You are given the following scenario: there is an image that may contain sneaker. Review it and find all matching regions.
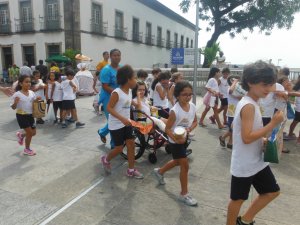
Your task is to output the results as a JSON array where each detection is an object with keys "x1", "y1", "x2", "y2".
[
  {"x1": 209, "y1": 116, "x2": 216, "y2": 124},
  {"x1": 227, "y1": 143, "x2": 233, "y2": 149},
  {"x1": 61, "y1": 123, "x2": 67, "y2": 128},
  {"x1": 100, "y1": 155, "x2": 111, "y2": 174},
  {"x1": 23, "y1": 148, "x2": 36, "y2": 156},
  {"x1": 76, "y1": 122, "x2": 85, "y2": 128},
  {"x1": 16, "y1": 132, "x2": 24, "y2": 145},
  {"x1": 127, "y1": 168, "x2": 144, "y2": 179},
  {"x1": 152, "y1": 168, "x2": 165, "y2": 185},
  {"x1": 186, "y1": 149, "x2": 193, "y2": 156},
  {"x1": 219, "y1": 136, "x2": 226, "y2": 147},
  {"x1": 67, "y1": 118, "x2": 76, "y2": 123},
  {"x1": 36, "y1": 119, "x2": 45, "y2": 124},
  {"x1": 283, "y1": 133, "x2": 297, "y2": 140},
  {"x1": 178, "y1": 193, "x2": 198, "y2": 206},
  {"x1": 236, "y1": 216, "x2": 255, "y2": 225}
]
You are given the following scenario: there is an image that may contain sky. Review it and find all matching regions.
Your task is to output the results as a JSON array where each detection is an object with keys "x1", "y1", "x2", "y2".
[{"x1": 157, "y1": 0, "x2": 300, "y2": 68}]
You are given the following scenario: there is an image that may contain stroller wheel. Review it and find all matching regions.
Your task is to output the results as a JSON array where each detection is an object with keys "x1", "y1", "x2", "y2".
[
  {"x1": 165, "y1": 144, "x2": 171, "y2": 154},
  {"x1": 148, "y1": 153, "x2": 157, "y2": 164}
]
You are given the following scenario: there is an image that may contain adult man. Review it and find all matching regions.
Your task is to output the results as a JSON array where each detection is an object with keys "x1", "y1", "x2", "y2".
[
  {"x1": 98, "y1": 49, "x2": 121, "y2": 149},
  {"x1": 20, "y1": 62, "x2": 32, "y2": 76},
  {"x1": 96, "y1": 51, "x2": 109, "y2": 74},
  {"x1": 36, "y1": 60, "x2": 48, "y2": 82}
]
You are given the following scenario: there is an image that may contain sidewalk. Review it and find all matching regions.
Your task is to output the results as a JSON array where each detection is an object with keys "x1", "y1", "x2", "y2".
[{"x1": 0, "y1": 93, "x2": 299, "y2": 225}]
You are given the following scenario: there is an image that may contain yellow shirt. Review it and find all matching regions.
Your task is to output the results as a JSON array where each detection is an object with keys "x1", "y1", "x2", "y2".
[
  {"x1": 96, "y1": 60, "x2": 108, "y2": 72},
  {"x1": 50, "y1": 66, "x2": 60, "y2": 73}
]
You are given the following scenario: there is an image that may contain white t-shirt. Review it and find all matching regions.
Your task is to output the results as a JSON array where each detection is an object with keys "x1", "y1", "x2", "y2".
[
  {"x1": 53, "y1": 81, "x2": 63, "y2": 102},
  {"x1": 205, "y1": 78, "x2": 219, "y2": 92},
  {"x1": 132, "y1": 97, "x2": 151, "y2": 119},
  {"x1": 295, "y1": 96, "x2": 300, "y2": 112},
  {"x1": 168, "y1": 102, "x2": 196, "y2": 143},
  {"x1": 219, "y1": 77, "x2": 229, "y2": 98},
  {"x1": 108, "y1": 88, "x2": 132, "y2": 130},
  {"x1": 61, "y1": 79, "x2": 76, "y2": 100},
  {"x1": 33, "y1": 79, "x2": 45, "y2": 100},
  {"x1": 227, "y1": 90, "x2": 240, "y2": 117},
  {"x1": 274, "y1": 83, "x2": 287, "y2": 111},
  {"x1": 231, "y1": 96, "x2": 268, "y2": 177},
  {"x1": 11, "y1": 90, "x2": 36, "y2": 114},
  {"x1": 153, "y1": 82, "x2": 168, "y2": 109}
]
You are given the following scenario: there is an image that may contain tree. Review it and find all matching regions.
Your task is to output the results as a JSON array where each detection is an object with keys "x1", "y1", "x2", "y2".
[
  {"x1": 202, "y1": 42, "x2": 220, "y2": 67},
  {"x1": 180, "y1": 0, "x2": 300, "y2": 67}
]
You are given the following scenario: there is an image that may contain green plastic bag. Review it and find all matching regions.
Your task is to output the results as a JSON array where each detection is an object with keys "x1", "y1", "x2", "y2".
[{"x1": 264, "y1": 126, "x2": 280, "y2": 163}]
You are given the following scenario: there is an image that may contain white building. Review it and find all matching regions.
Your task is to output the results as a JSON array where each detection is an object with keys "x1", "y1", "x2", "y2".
[{"x1": 0, "y1": 0, "x2": 196, "y2": 71}]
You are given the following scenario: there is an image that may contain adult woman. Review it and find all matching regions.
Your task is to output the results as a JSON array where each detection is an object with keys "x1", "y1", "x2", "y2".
[{"x1": 98, "y1": 49, "x2": 121, "y2": 149}]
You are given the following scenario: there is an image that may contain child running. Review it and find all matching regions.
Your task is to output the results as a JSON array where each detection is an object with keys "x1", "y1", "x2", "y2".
[
  {"x1": 152, "y1": 81, "x2": 198, "y2": 206},
  {"x1": 61, "y1": 70, "x2": 85, "y2": 128},
  {"x1": 11, "y1": 75, "x2": 41, "y2": 156},
  {"x1": 100, "y1": 65, "x2": 144, "y2": 178},
  {"x1": 227, "y1": 60, "x2": 284, "y2": 225}
]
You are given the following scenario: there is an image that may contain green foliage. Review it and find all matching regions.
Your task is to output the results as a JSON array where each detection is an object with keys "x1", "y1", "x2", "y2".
[
  {"x1": 63, "y1": 48, "x2": 80, "y2": 68},
  {"x1": 202, "y1": 42, "x2": 220, "y2": 67}
]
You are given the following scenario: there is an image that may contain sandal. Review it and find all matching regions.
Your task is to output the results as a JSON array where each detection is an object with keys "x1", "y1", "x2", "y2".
[
  {"x1": 282, "y1": 148, "x2": 290, "y2": 153},
  {"x1": 227, "y1": 143, "x2": 233, "y2": 149},
  {"x1": 199, "y1": 123, "x2": 207, "y2": 127},
  {"x1": 219, "y1": 136, "x2": 226, "y2": 147},
  {"x1": 98, "y1": 133, "x2": 106, "y2": 144}
]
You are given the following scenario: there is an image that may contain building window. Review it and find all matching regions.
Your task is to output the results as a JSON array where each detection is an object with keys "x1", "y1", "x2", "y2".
[
  {"x1": 166, "y1": 30, "x2": 171, "y2": 49},
  {"x1": 186, "y1": 37, "x2": 189, "y2": 48},
  {"x1": 145, "y1": 22, "x2": 153, "y2": 45},
  {"x1": 115, "y1": 10, "x2": 126, "y2": 39},
  {"x1": 2, "y1": 46, "x2": 13, "y2": 69},
  {"x1": 157, "y1": 26, "x2": 163, "y2": 47},
  {"x1": 22, "y1": 45, "x2": 35, "y2": 67},
  {"x1": 0, "y1": 4, "x2": 10, "y2": 33},
  {"x1": 191, "y1": 39, "x2": 193, "y2": 48},
  {"x1": 132, "y1": 17, "x2": 142, "y2": 42},
  {"x1": 46, "y1": 0, "x2": 59, "y2": 21},
  {"x1": 180, "y1": 35, "x2": 184, "y2": 48},
  {"x1": 47, "y1": 44, "x2": 60, "y2": 57},
  {"x1": 174, "y1": 33, "x2": 178, "y2": 48},
  {"x1": 40, "y1": 0, "x2": 61, "y2": 30},
  {"x1": 16, "y1": 0, "x2": 33, "y2": 32},
  {"x1": 91, "y1": 3, "x2": 106, "y2": 35}
]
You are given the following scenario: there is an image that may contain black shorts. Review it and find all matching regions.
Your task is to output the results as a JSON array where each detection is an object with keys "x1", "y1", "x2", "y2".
[
  {"x1": 230, "y1": 166, "x2": 280, "y2": 201},
  {"x1": 158, "y1": 108, "x2": 169, "y2": 119},
  {"x1": 110, "y1": 126, "x2": 134, "y2": 146},
  {"x1": 62, "y1": 100, "x2": 75, "y2": 110},
  {"x1": 16, "y1": 114, "x2": 36, "y2": 129},
  {"x1": 169, "y1": 143, "x2": 187, "y2": 159},
  {"x1": 227, "y1": 116, "x2": 234, "y2": 132},
  {"x1": 262, "y1": 117, "x2": 271, "y2": 127},
  {"x1": 293, "y1": 111, "x2": 300, "y2": 122},
  {"x1": 53, "y1": 101, "x2": 63, "y2": 111},
  {"x1": 220, "y1": 98, "x2": 228, "y2": 106}
]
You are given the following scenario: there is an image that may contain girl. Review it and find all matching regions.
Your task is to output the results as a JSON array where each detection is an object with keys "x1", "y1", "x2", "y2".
[
  {"x1": 11, "y1": 75, "x2": 41, "y2": 156},
  {"x1": 100, "y1": 65, "x2": 144, "y2": 179},
  {"x1": 168, "y1": 72, "x2": 184, "y2": 107},
  {"x1": 227, "y1": 61, "x2": 283, "y2": 225},
  {"x1": 152, "y1": 81, "x2": 198, "y2": 206},
  {"x1": 32, "y1": 70, "x2": 46, "y2": 124},
  {"x1": 146, "y1": 68, "x2": 161, "y2": 104},
  {"x1": 152, "y1": 71, "x2": 171, "y2": 118},
  {"x1": 45, "y1": 71, "x2": 56, "y2": 111},
  {"x1": 47, "y1": 72, "x2": 63, "y2": 123},
  {"x1": 199, "y1": 67, "x2": 225, "y2": 129}
]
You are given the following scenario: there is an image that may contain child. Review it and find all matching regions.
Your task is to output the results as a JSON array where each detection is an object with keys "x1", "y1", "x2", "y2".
[
  {"x1": 152, "y1": 71, "x2": 171, "y2": 118},
  {"x1": 168, "y1": 72, "x2": 183, "y2": 107},
  {"x1": 137, "y1": 69, "x2": 148, "y2": 82},
  {"x1": 100, "y1": 65, "x2": 144, "y2": 179},
  {"x1": 226, "y1": 61, "x2": 284, "y2": 225},
  {"x1": 60, "y1": 69, "x2": 85, "y2": 128},
  {"x1": 45, "y1": 71, "x2": 56, "y2": 110},
  {"x1": 217, "y1": 67, "x2": 230, "y2": 125},
  {"x1": 287, "y1": 77, "x2": 300, "y2": 140},
  {"x1": 219, "y1": 78, "x2": 241, "y2": 149},
  {"x1": 199, "y1": 67, "x2": 225, "y2": 129},
  {"x1": 152, "y1": 81, "x2": 198, "y2": 206},
  {"x1": 32, "y1": 70, "x2": 46, "y2": 124},
  {"x1": 146, "y1": 68, "x2": 161, "y2": 104},
  {"x1": 11, "y1": 75, "x2": 41, "y2": 156}
]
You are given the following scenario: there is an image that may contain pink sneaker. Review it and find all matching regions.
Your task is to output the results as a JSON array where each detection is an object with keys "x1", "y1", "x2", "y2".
[
  {"x1": 127, "y1": 168, "x2": 144, "y2": 179},
  {"x1": 16, "y1": 132, "x2": 24, "y2": 145},
  {"x1": 100, "y1": 155, "x2": 111, "y2": 173},
  {"x1": 23, "y1": 148, "x2": 36, "y2": 156}
]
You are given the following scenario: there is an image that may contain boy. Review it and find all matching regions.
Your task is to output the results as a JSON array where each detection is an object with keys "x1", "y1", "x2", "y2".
[
  {"x1": 61, "y1": 69, "x2": 85, "y2": 128},
  {"x1": 227, "y1": 61, "x2": 284, "y2": 225}
]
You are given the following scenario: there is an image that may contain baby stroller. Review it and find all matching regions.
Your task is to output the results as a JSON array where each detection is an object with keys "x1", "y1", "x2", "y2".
[{"x1": 120, "y1": 108, "x2": 191, "y2": 164}]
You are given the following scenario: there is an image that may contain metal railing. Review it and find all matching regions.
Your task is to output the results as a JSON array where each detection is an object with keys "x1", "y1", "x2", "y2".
[
  {"x1": 114, "y1": 27, "x2": 127, "y2": 39},
  {"x1": 0, "y1": 23, "x2": 11, "y2": 34},
  {"x1": 15, "y1": 19, "x2": 34, "y2": 32},
  {"x1": 91, "y1": 21, "x2": 108, "y2": 35},
  {"x1": 132, "y1": 31, "x2": 143, "y2": 43},
  {"x1": 166, "y1": 40, "x2": 173, "y2": 49},
  {"x1": 156, "y1": 38, "x2": 165, "y2": 47},
  {"x1": 39, "y1": 16, "x2": 62, "y2": 31},
  {"x1": 145, "y1": 35, "x2": 155, "y2": 45}
]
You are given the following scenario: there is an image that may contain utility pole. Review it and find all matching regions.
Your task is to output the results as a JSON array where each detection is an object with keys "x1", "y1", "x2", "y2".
[{"x1": 192, "y1": 0, "x2": 200, "y2": 104}]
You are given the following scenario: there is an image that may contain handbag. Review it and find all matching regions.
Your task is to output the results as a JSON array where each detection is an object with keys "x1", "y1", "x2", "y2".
[
  {"x1": 33, "y1": 100, "x2": 46, "y2": 118},
  {"x1": 287, "y1": 102, "x2": 295, "y2": 120}
]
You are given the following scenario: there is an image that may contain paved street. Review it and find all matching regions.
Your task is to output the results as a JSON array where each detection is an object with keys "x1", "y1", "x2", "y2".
[{"x1": 0, "y1": 93, "x2": 299, "y2": 225}]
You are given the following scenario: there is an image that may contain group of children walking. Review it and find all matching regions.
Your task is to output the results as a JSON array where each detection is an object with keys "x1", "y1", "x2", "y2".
[{"x1": 11, "y1": 69, "x2": 85, "y2": 156}]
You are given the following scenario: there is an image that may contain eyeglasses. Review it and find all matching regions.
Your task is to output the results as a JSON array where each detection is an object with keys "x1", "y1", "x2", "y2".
[{"x1": 180, "y1": 93, "x2": 193, "y2": 97}]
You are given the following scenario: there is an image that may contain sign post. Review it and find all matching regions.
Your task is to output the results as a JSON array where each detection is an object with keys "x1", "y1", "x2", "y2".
[{"x1": 193, "y1": 0, "x2": 200, "y2": 104}]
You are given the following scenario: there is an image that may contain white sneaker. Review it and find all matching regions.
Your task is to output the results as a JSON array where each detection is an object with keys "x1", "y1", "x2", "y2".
[
  {"x1": 152, "y1": 168, "x2": 165, "y2": 185},
  {"x1": 179, "y1": 193, "x2": 198, "y2": 206}
]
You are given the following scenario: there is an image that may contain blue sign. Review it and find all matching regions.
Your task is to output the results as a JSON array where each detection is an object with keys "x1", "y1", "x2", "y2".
[{"x1": 171, "y1": 48, "x2": 184, "y2": 65}]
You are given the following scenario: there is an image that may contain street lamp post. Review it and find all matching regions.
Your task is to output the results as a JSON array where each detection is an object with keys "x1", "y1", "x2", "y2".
[{"x1": 192, "y1": 0, "x2": 200, "y2": 104}]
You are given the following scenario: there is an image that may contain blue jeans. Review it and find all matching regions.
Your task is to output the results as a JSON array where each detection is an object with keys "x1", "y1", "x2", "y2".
[{"x1": 98, "y1": 96, "x2": 114, "y2": 149}]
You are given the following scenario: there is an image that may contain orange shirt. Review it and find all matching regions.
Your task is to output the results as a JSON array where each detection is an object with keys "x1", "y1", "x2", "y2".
[{"x1": 96, "y1": 60, "x2": 109, "y2": 72}]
